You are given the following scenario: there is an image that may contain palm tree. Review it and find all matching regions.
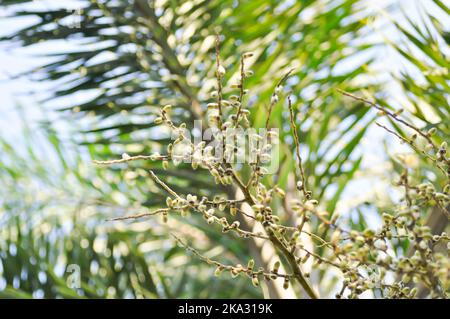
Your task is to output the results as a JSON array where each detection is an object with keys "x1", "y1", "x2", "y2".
[{"x1": 0, "y1": 0, "x2": 447, "y2": 298}]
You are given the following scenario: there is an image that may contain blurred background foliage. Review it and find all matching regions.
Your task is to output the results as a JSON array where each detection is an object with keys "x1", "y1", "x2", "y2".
[{"x1": 0, "y1": 0, "x2": 448, "y2": 298}]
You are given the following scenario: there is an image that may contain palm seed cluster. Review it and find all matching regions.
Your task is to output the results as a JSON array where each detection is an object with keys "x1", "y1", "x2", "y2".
[{"x1": 95, "y1": 38, "x2": 449, "y2": 299}]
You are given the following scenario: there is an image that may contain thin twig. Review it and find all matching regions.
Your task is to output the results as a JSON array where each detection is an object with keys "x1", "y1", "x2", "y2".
[
  {"x1": 375, "y1": 122, "x2": 446, "y2": 175},
  {"x1": 149, "y1": 169, "x2": 181, "y2": 199},
  {"x1": 172, "y1": 233, "x2": 295, "y2": 279},
  {"x1": 215, "y1": 34, "x2": 224, "y2": 128},
  {"x1": 287, "y1": 95, "x2": 309, "y2": 198},
  {"x1": 265, "y1": 68, "x2": 295, "y2": 130},
  {"x1": 338, "y1": 89, "x2": 449, "y2": 167},
  {"x1": 93, "y1": 154, "x2": 169, "y2": 165},
  {"x1": 234, "y1": 55, "x2": 246, "y2": 127},
  {"x1": 108, "y1": 208, "x2": 170, "y2": 221}
]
